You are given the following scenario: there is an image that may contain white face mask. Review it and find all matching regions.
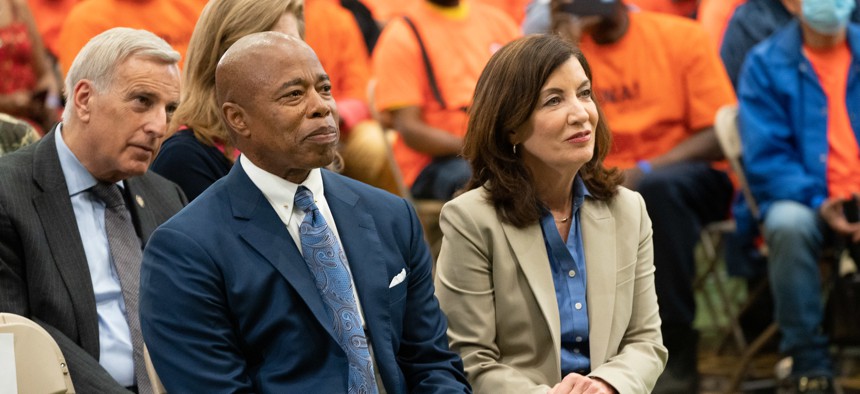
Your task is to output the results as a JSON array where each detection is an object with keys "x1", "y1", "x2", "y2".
[{"x1": 802, "y1": 0, "x2": 856, "y2": 35}]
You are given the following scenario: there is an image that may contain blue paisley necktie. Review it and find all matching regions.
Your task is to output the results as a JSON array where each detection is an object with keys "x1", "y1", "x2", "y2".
[{"x1": 294, "y1": 186, "x2": 379, "y2": 394}]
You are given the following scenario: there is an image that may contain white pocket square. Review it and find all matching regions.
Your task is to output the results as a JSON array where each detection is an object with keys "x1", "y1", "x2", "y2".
[{"x1": 388, "y1": 268, "x2": 407, "y2": 288}]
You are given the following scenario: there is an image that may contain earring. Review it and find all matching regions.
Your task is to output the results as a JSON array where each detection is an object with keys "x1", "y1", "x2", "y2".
[{"x1": 513, "y1": 144, "x2": 517, "y2": 155}]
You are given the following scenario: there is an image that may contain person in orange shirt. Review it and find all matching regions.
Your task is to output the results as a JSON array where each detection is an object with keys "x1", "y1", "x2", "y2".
[
  {"x1": 697, "y1": 0, "x2": 746, "y2": 48},
  {"x1": 372, "y1": 0, "x2": 519, "y2": 200},
  {"x1": 626, "y1": 0, "x2": 697, "y2": 17},
  {"x1": 305, "y1": 0, "x2": 372, "y2": 135},
  {"x1": 474, "y1": 0, "x2": 531, "y2": 24},
  {"x1": 55, "y1": 0, "x2": 203, "y2": 76},
  {"x1": 738, "y1": 0, "x2": 860, "y2": 390},
  {"x1": 363, "y1": 0, "x2": 419, "y2": 24},
  {"x1": 26, "y1": 0, "x2": 77, "y2": 57},
  {"x1": 530, "y1": 1, "x2": 736, "y2": 392}
]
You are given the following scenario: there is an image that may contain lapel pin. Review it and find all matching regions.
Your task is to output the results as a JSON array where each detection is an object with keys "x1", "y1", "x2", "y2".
[{"x1": 136, "y1": 195, "x2": 145, "y2": 208}]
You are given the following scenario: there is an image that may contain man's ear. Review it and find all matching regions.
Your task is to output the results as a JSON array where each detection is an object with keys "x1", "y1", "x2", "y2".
[
  {"x1": 222, "y1": 102, "x2": 250, "y2": 138},
  {"x1": 73, "y1": 80, "x2": 95, "y2": 123}
]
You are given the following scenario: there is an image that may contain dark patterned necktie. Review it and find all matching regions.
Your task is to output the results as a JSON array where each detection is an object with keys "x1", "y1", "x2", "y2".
[
  {"x1": 90, "y1": 182, "x2": 152, "y2": 394},
  {"x1": 294, "y1": 186, "x2": 379, "y2": 394}
]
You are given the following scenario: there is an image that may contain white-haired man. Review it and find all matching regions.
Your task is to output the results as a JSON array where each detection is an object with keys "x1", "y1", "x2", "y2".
[{"x1": 0, "y1": 27, "x2": 186, "y2": 393}]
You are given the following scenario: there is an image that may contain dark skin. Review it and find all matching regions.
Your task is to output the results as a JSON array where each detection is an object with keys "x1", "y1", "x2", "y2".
[
  {"x1": 550, "y1": 0, "x2": 725, "y2": 190},
  {"x1": 384, "y1": 0, "x2": 466, "y2": 158},
  {"x1": 391, "y1": 106, "x2": 463, "y2": 156},
  {"x1": 550, "y1": 0, "x2": 629, "y2": 45}
]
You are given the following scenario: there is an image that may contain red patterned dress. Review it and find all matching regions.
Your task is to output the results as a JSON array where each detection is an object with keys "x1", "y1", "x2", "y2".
[{"x1": 0, "y1": 19, "x2": 37, "y2": 96}]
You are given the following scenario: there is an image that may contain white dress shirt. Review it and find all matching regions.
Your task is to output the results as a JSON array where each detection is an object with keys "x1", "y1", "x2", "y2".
[
  {"x1": 241, "y1": 156, "x2": 389, "y2": 392},
  {"x1": 240, "y1": 156, "x2": 366, "y2": 324}
]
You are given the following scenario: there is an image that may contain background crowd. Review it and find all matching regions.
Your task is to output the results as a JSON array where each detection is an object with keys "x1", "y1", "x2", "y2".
[{"x1": 1, "y1": 0, "x2": 859, "y2": 393}]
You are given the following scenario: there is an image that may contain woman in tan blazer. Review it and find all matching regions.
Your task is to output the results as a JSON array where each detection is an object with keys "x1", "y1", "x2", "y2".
[{"x1": 435, "y1": 34, "x2": 667, "y2": 394}]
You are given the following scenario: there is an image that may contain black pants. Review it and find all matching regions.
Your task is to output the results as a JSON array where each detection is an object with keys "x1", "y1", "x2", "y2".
[
  {"x1": 636, "y1": 162, "x2": 733, "y2": 329},
  {"x1": 410, "y1": 156, "x2": 471, "y2": 200}
]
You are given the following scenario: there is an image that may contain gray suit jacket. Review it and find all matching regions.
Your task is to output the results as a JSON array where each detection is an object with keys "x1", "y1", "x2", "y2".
[
  {"x1": 0, "y1": 127, "x2": 187, "y2": 393},
  {"x1": 435, "y1": 187, "x2": 667, "y2": 394}
]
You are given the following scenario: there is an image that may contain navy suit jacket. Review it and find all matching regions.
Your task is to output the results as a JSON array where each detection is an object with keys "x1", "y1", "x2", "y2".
[{"x1": 140, "y1": 162, "x2": 469, "y2": 393}]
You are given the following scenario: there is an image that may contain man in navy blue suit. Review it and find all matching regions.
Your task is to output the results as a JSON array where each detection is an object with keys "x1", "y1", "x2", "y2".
[{"x1": 139, "y1": 31, "x2": 470, "y2": 393}]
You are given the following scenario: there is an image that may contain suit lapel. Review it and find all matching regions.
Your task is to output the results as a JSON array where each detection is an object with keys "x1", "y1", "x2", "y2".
[
  {"x1": 227, "y1": 163, "x2": 338, "y2": 342},
  {"x1": 322, "y1": 172, "x2": 392, "y2": 365},
  {"x1": 31, "y1": 128, "x2": 100, "y2": 357},
  {"x1": 500, "y1": 220, "x2": 562, "y2": 371},
  {"x1": 581, "y1": 198, "x2": 616, "y2": 367},
  {"x1": 124, "y1": 177, "x2": 157, "y2": 245}
]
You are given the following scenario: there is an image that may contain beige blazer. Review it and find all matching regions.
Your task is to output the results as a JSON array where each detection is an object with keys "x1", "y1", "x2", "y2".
[{"x1": 435, "y1": 186, "x2": 667, "y2": 394}]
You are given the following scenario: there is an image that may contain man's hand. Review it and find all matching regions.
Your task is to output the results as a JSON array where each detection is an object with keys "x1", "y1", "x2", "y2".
[
  {"x1": 820, "y1": 197, "x2": 860, "y2": 242},
  {"x1": 548, "y1": 373, "x2": 617, "y2": 394}
]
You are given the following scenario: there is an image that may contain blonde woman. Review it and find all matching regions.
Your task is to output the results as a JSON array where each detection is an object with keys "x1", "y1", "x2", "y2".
[{"x1": 149, "y1": 0, "x2": 303, "y2": 201}]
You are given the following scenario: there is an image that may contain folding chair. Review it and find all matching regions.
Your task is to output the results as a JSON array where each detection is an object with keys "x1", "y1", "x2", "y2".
[
  {"x1": 712, "y1": 104, "x2": 782, "y2": 393},
  {"x1": 144, "y1": 345, "x2": 167, "y2": 394},
  {"x1": 0, "y1": 313, "x2": 75, "y2": 393}
]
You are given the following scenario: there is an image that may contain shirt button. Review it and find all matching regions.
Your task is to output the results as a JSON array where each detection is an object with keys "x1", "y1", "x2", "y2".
[
  {"x1": 576, "y1": 336, "x2": 583, "y2": 342},
  {"x1": 575, "y1": 302, "x2": 582, "y2": 310},
  {"x1": 568, "y1": 270, "x2": 576, "y2": 278}
]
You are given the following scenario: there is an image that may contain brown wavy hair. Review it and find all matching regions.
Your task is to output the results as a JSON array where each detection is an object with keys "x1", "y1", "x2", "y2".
[{"x1": 463, "y1": 34, "x2": 621, "y2": 228}]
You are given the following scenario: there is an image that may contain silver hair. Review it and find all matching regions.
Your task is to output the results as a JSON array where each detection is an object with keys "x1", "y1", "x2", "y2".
[{"x1": 63, "y1": 27, "x2": 180, "y2": 121}]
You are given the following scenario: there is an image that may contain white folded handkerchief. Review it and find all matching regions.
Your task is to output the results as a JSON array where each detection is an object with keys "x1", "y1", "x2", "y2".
[{"x1": 388, "y1": 268, "x2": 407, "y2": 288}]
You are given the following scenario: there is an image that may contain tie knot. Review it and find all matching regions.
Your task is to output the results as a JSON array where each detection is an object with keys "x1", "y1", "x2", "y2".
[
  {"x1": 90, "y1": 182, "x2": 125, "y2": 208},
  {"x1": 294, "y1": 186, "x2": 317, "y2": 213}
]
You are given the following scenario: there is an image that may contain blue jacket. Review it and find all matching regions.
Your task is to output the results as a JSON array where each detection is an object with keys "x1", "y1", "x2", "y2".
[
  {"x1": 140, "y1": 163, "x2": 470, "y2": 393},
  {"x1": 737, "y1": 21, "x2": 860, "y2": 225},
  {"x1": 721, "y1": 0, "x2": 860, "y2": 89}
]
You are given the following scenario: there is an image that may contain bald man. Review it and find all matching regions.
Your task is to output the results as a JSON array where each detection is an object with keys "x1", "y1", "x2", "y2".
[{"x1": 139, "y1": 32, "x2": 470, "y2": 393}]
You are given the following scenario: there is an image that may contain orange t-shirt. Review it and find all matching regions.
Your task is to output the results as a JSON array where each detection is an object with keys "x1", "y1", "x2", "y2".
[
  {"x1": 363, "y1": 0, "x2": 419, "y2": 23},
  {"x1": 372, "y1": 0, "x2": 519, "y2": 186},
  {"x1": 805, "y1": 42, "x2": 860, "y2": 199},
  {"x1": 56, "y1": 0, "x2": 203, "y2": 76},
  {"x1": 697, "y1": 0, "x2": 746, "y2": 49},
  {"x1": 27, "y1": 0, "x2": 78, "y2": 57},
  {"x1": 579, "y1": 11, "x2": 735, "y2": 169},
  {"x1": 626, "y1": 0, "x2": 697, "y2": 17},
  {"x1": 474, "y1": 0, "x2": 530, "y2": 25},
  {"x1": 305, "y1": 0, "x2": 371, "y2": 103}
]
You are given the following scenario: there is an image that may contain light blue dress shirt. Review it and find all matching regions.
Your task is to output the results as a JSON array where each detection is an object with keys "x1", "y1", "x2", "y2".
[
  {"x1": 539, "y1": 176, "x2": 591, "y2": 375},
  {"x1": 55, "y1": 127, "x2": 135, "y2": 386}
]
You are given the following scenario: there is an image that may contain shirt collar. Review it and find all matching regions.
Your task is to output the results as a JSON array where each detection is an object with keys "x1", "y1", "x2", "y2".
[
  {"x1": 55, "y1": 124, "x2": 99, "y2": 196},
  {"x1": 572, "y1": 175, "x2": 590, "y2": 211},
  {"x1": 240, "y1": 155, "x2": 324, "y2": 219},
  {"x1": 56, "y1": 125, "x2": 125, "y2": 196}
]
